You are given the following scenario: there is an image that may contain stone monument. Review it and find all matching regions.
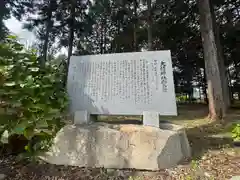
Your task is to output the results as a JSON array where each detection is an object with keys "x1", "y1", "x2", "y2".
[
  {"x1": 67, "y1": 50, "x2": 177, "y2": 127},
  {"x1": 40, "y1": 50, "x2": 191, "y2": 170}
]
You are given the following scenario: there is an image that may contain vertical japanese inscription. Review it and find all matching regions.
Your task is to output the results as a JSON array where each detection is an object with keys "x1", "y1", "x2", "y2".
[
  {"x1": 135, "y1": 60, "x2": 141, "y2": 104},
  {"x1": 76, "y1": 58, "x2": 169, "y2": 108},
  {"x1": 143, "y1": 59, "x2": 150, "y2": 104},
  {"x1": 102, "y1": 61, "x2": 108, "y2": 102},
  {"x1": 160, "y1": 61, "x2": 168, "y2": 92}
]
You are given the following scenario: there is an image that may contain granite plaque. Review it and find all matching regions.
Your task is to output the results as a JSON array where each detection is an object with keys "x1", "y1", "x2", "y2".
[{"x1": 67, "y1": 50, "x2": 177, "y2": 116}]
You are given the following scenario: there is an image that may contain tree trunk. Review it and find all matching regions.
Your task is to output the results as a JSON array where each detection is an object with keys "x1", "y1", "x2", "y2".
[
  {"x1": 147, "y1": 0, "x2": 152, "y2": 50},
  {"x1": 103, "y1": 16, "x2": 107, "y2": 53},
  {"x1": 116, "y1": 20, "x2": 121, "y2": 53},
  {"x1": 198, "y1": 0, "x2": 225, "y2": 120},
  {"x1": 65, "y1": 0, "x2": 76, "y2": 86},
  {"x1": 133, "y1": 0, "x2": 138, "y2": 51},
  {"x1": 203, "y1": 69, "x2": 209, "y2": 104},
  {"x1": 0, "y1": 0, "x2": 7, "y2": 40},
  {"x1": 67, "y1": 0, "x2": 76, "y2": 69},
  {"x1": 100, "y1": 17, "x2": 104, "y2": 54},
  {"x1": 42, "y1": 0, "x2": 54, "y2": 66},
  {"x1": 209, "y1": 1, "x2": 230, "y2": 109},
  {"x1": 227, "y1": 67, "x2": 234, "y2": 103}
]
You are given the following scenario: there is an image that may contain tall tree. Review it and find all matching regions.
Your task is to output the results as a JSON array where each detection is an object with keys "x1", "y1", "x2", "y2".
[
  {"x1": 24, "y1": 0, "x2": 58, "y2": 65},
  {"x1": 67, "y1": 0, "x2": 76, "y2": 69},
  {"x1": 198, "y1": 0, "x2": 226, "y2": 120},
  {"x1": 147, "y1": 0, "x2": 153, "y2": 50},
  {"x1": 54, "y1": 0, "x2": 89, "y2": 84},
  {"x1": 210, "y1": 0, "x2": 231, "y2": 108},
  {"x1": 133, "y1": 0, "x2": 139, "y2": 51},
  {"x1": 42, "y1": 0, "x2": 57, "y2": 66}
]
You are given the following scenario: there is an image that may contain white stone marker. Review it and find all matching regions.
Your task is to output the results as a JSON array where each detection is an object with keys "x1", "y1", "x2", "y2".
[
  {"x1": 67, "y1": 50, "x2": 177, "y2": 127},
  {"x1": 143, "y1": 111, "x2": 160, "y2": 127}
]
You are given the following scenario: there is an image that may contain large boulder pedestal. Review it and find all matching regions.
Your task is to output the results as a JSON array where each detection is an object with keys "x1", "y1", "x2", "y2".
[{"x1": 40, "y1": 122, "x2": 191, "y2": 170}]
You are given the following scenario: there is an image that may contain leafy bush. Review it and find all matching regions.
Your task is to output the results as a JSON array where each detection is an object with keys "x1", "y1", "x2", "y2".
[
  {"x1": 0, "y1": 36, "x2": 68, "y2": 155},
  {"x1": 232, "y1": 124, "x2": 240, "y2": 141}
]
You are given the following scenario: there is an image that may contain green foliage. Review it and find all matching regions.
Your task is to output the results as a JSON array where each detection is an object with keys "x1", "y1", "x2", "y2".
[
  {"x1": 190, "y1": 160, "x2": 199, "y2": 170},
  {"x1": 0, "y1": 36, "x2": 68, "y2": 154},
  {"x1": 232, "y1": 124, "x2": 240, "y2": 141}
]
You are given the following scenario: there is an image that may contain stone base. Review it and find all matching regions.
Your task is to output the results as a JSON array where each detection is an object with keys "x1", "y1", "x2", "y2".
[{"x1": 40, "y1": 122, "x2": 191, "y2": 170}]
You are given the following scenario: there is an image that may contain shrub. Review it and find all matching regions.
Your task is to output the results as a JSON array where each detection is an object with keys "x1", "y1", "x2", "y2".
[
  {"x1": 232, "y1": 124, "x2": 240, "y2": 142},
  {"x1": 0, "y1": 36, "x2": 68, "y2": 155}
]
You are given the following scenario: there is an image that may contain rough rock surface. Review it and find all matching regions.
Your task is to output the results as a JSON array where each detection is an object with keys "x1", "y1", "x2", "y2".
[{"x1": 40, "y1": 122, "x2": 191, "y2": 170}]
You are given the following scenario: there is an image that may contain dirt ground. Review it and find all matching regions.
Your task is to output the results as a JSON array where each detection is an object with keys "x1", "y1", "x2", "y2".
[{"x1": 0, "y1": 105, "x2": 240, "y2": 180}]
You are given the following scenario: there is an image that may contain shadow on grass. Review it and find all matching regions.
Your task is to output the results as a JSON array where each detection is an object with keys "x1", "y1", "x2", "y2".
[
  {"x1": 97, "y1": 107, "x2": 208, "y2": 123},
  {"x1": 96, "y1": 104, "x2": 209, "y2": 123},
  {"x1": 97, "y1": 119, "x2": 142, "y2": 125},
  {"x1": 186, "y1": 121, "x2": 234, "y2": 160}
]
